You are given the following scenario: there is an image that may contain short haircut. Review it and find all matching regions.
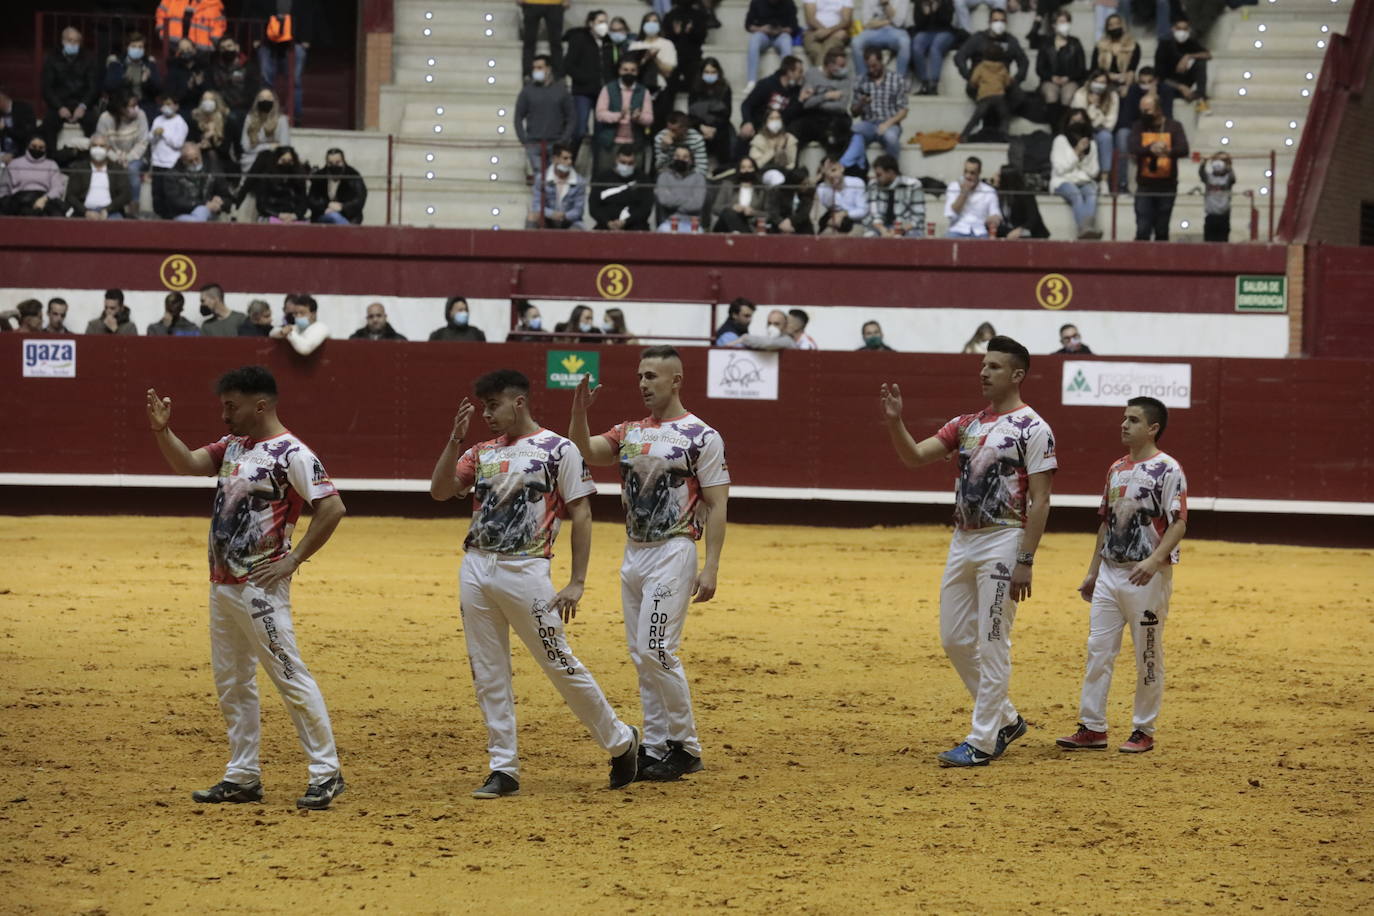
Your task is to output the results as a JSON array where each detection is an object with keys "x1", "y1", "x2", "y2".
[
  {"x1": 165, "y1": 291, "x2": 185, "y2": 309},
  {"x1": 862, "y1": 319, "x2": 881, "y2": 332},
  {"x1": 987, "y1": 335, "x2": 1030, "y2": 372},
  {"x1": 246, "y1": 299, "x2": 270, "y2": 317},
  {"x1": 1137, "y1": 66, "x2": 1156, "y2": 79},
  {"x1": 200, "y1": 283, "x2": 224, "y2": 299},
  {"x1": 966, "y1": 156, "x2": 983, "y2": 170},
  {"x1": 216, "y1": 365, "x2": 278, "y2": 397},
  {"x1": 728, "y1": 296, "x2": 754, "y2": 318},
  {"x1": 640, "y1": 345, "x2": 681, "y2": 361},
  {"x1": 863, "y1": 48, "x2": 884, "y2": 62},
  {"x1": 873, "y1": 154, "x2": 900, "y2": 174},
  {"x1": 17, "y1": 298, "x2": 41, "y2": 317},
  {"x1": 1059, "y1": 323, "x2": 1078, "y2": 336},
  {"x1": 127, "y1": 31, "x2": 146, "y2": 45},
  {"x1": 1173, "y1": 16, "x2": 1190, "y2": 25},
  {"x1": 325, "y1": 147, "x2": 345, "y2": 160},
  {"x1": 615, "y1": 143, "x2": 636, "y2": 159},
  {"x1": 474, "y1": 369, "x2": 530, "y2": 399},
  {"x1": 989, "y1": 6, "x2": 1007, "y2": 17},
  {"x1": 823, "y1": 46, "x2": 848, "y2": 64},
  {"x1": 446, "y1": 295, "x2": 468, "y2": 313},
  {"x1": 788, "y1": 308, "x2": 810, "y2": 328},
  {"x1": 1128, "y1": 396, "x2": 1169, "y2": 441},
  {"x1": 667, "y1": 111, "x2": 689, "y2": 128},
  {"x1": 551, "y1": 142, "x2": 572, "y2": 159},
  {"x1": 532, "y1": 53, "x2": 551, "y2": 67},
  {"x1": 47, "y1": 297, "x2": 67, "y2": 309},
  {"x1": 781, "y1": 55, "x2": 803, "y2": 73},
  {"x1": 298, "y1": 294, "x2": 318, "y2": 314},
  {"x1": 105, "y1": 288, "x2": 125, "y2": 303},
  {"x1": 672, "y1": 143, "x2": 692, "y2": 157},
  {"x1": 515, "y1": 299, "x2": 537, "y2": 319}
]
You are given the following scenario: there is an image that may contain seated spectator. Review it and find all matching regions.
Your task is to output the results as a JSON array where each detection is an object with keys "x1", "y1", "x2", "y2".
[
  {"x1": 41, "y1": 27, "x2": 100, "y2": 156},
  {"x1": 992, "y1": 164, "x2": 1050, "y2": 239},
  {"x1": 350, "y1": 303, "x2": 406, "y2": 340},
  {"x1": 863, "y1": 154, "x2": 925, "y2": 238},
  {"x1": 944, "y1": 156, "x2": 1000, "y2": 238},
  {"x1": 516, "y1": 54, "x2": 574, "y2": 178},
  {"x1": 1129, "y1": 93, "x2": 1187, "y2": 241},
  {"x1": 430, "y1": 296, "x2": 488, "y2": 342},
  {"x1": 792, "y1": 48, "x2": 853, "y2": 156},
  {"x1": 237, "y1": 299, "x2": 274, "y2": 336},
  {"x1": 150, "y1": 92, "x2": 190, "y2": 217},
  {"x1": 1051, "y1": 120, "x2": 1101, "y2": 238},
  {"x1": 85, "y1": 289, "x2": 137, "y2": 335},
  {"x1": 714, "y1": 297, "x2": 756, "y2": 345},
  {"x1": 164, "y1": 38, "x2": 210, "y2": 115},
  {"x1": 789, "y1": 308, "x2": 817, "y2": 348},
  {"x1": 954, "y1": 10, "x2": 1028, "y2": 106},
  {"x1": 961, "y1": 320, "x2": 996, "y2": 353},
  {"x1": 44, "y1": 298, "x2": 75, "y2": 334},
  {"x1": 0, "y1": 86, "x2": 39, "y2": 165},
  {"x1": 1055, "y1": 323, "x2": 1092, "y2": 354},
  {"x1": 0, "y1": 136, "x2": 66, "y2": 217},
  {"x1": 167, "y1": 141, "x2": 233, "y2": 221},
  {"x1": 240, "y1": 89, "x2": 289, "y2": 173},
  {"x1": 654, "y1": 111, "x2": 708, "y2": 175},
  {"x1": 1156, "y1": 17, "x2": 1211, "y2": 115},
  {"x1": 594, "y1": 58, "x2": 655, "y2": 174},
  {"x1": 815, "y1": 157, "x2": 865, "y2": 234},
  {"x1": 959, "y1": 43, "x2": 1012, "y2": 142},
  {"x1": 95, "y1": 90, "x2": 150, "y2": 215},
  {"x1": 745, "y1": 0, "x2": 799, "y2": 88},
  {"x1": 563, "y1": 10, "x2": 618, "y2": 159},
  {"x1": 853, "y1": 0, "x2": 912, "y2": 76},
  {"x1": 630, "y1": 12, "x2": 679, "y2": 128},
  {"x1": 655, "y1": 144, "x2": 707, "y2": 231},
  {"x1": 244, "y1": 145, "x2": 309, "y2": 223},
  {"x1": 1112, "y1": 66, "x2": 1170, "y2": 192},
  {"x1": 1071, "y1": 71, "x2": 1118, "y2": 185},
  {"x1": 760, "y1": 167, "x2": 815, "y2": 234},
  {"x1": 801, "y1": 0, "x2": 853, "y2": 67},
  {"x1": 602, "y1": 307, "x2": 635, "y2": 343},
  {"x1": 749, "y1": 110, "x2": 800, "y2": 178},
  {"x1": 199, "y1": 283, "x2": 245, "y2": 335},
  {"x1": 663, "y1": 0, "x2": 710, "y2": 109},
  {"x1": 726, "y1": 307, "x2": 794, "y2": 348},
  {"x1": 103, "y1": 32, "x2": 162, "y2": 123},
  {"x1": 911, "y1": 0, "x2": 958, "y2": 96},
  {"x1": 858, "y1": 319, "x2": 894, "y2": 350},
  {"x1": 1037, "y1": 10, "x2": 1087, "y2": 127},
  {"x1": 1094, "y1": 14, "x2": 1138, "y2": 97},
  {"x1": 1201, "y1": 151, "x2": 1234, "y2": 243},
  {"x1": 738, "y1": 56, "x2": 806, "y2": 154},
  {"x1": 508, "y1": 300, "x2": 545, "y2": 342},
  {"x1": 840, "y1": 49, "x2": 908, "y2": 172},
  {"x1": 590, "y1": 143, "x2": 655, "y2": 230},
  {"x1": 208, "y1": 36, "x2": 253, "y2": 142},
  {"x1": 190, "y1": 90, "x2": 237, "y2": 174},
  {"x1": 309, "y1": 148, "x2": 367, "y2": 225},
  {"x1": 688, "y1": 59, "x2": 735, "y2": 167},
  {"x1": 554, "y1": 304, "x2": 603, "y2": 343},
  {"x1": 64, "y1": 134, "x2": 131, "y2": 220},
  {"x1": 0, "y1": 299, "x2": 43, "y2": 333},
  {"x1": 712, "y1": 156, "x2": 768, "y2": 233},
  {"x1": 271, "y1": 293, "x2": 329, "y2": 355},
  {"x1": 533, "y1": 143, "x2": 586, "y2": 229},
  {"x1": 146, "y1": 291, "x2": 201, "y2": 335}
]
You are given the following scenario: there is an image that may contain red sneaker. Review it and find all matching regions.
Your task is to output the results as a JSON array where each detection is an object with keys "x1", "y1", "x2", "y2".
[
  {"x1": 1056, "y1": 724, "x2": 1109, "y2": 750},
  {"x1": 1119, "y1": 730, "x2": 1155, "y2": 754}
]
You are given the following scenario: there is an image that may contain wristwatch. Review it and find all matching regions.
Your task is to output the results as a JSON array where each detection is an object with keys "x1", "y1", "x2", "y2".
[{"x1": 1016, "y1": 552, "x2": 1035, "y2": 567}]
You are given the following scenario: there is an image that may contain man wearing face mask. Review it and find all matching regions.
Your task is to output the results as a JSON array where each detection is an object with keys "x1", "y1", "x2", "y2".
[
  {"x1": 519, "y1": 0, "x2": 567, "y2": 80},
  {"x1": 792, "y1": 47, "x2": 853, "y2": 156},
  {"x1": 270, "y1": 294, "x2": 329, "y2": 355},
  {"x1": 103, "y1": 33, "x2": 163, "y2": 120},
  {"x1": 654, "y1": 144, "x2": 707, "y2": 232},
  {"x1": 146, "y1": 292, "x2": 202, "y2": 336},
  {"x1": 563, "y1": 11, "x2": 621, "y2": 159},
  {"x1": 63, "y1": 133, "x2": 132, "y2": 219},
  {"x1": 952, "y1": 0, "x2": 1006, "y2": 33},
  {"x1": 40, "y1": 27, "x2": 100, "y2": 155},
  {"x1": 725, "y1": 308, "x2": 797, "y2": 350},
  {"x1": 857, "y1": 320, "x2": 895, "y2": 351},
  {"x1": 198, "y1": 283, "x2": 246, "y2": 336},
  {"x1": 308, "y1": 148, "x2": 367, "y2": 224},
  {"x1": 508, "y1": 301, "x2": 545, "y2": 342},
  {"x1": 653, "y1": 111, "x2": 708, "y2": 175},
  {"x1": 165, "y1": 38, "x2": 209, "y2": 113},
  {"x1": 532, "y1": 143, "x2": 587, "y2": 229},
  {"x1": 1128, "y1": 93, "x2": 1187, "y2": 241},
  {"x1": 589, "y1": 144, "x2": 655, "y2": 231},
  {"x1": 430, "y1": 296, "x2": 489, "y2": 343},
  {"x1": 167, "y1": 141, "x2": 233, "y2": 221},
  {"x1": 594, "y1": 59, "x2": 655, "y2": 174},
  {"x1": 1155, "y1": 17, "x2": 1211, "y2": 116},
  {"x1": 954, "y1": 10, "x2": 1029, "y2": 104},
  {"x1": 516, "y1": 55, "x2": 575, "y2": 181},
  {"x1": 1200, "y1": 152, "x2": 1234, "y2": 243},
  {"x1": 739, "y1": 56, "x2": 806, "y2": 152},
  {"x1": 237, "y1": 300, "x2": 275, "y2": 336},
  {"x1": 0, "y1": 136, "x2": 67, "y2": 216},
  {"x1": 150, "y1": 92, "x2": 190, "y2": 218}
]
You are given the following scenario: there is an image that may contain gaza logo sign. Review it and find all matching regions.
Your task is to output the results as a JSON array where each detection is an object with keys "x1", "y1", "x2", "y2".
[
  {"x1": 1061, "y1": 361, "x2": 1192, "y2": 408},
  {"x1": 22, "y1": 339, "x2": 77, "y2": 378}
]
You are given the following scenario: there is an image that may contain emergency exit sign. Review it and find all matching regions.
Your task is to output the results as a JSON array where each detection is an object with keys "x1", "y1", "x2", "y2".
[{"x1": 1235, "y1": 275, "x2": 1287, "y2": 312}]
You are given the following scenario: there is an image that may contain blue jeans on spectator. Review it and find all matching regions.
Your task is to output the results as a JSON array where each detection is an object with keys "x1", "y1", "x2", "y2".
[
  {"x1": 954, "y1": 0, "x2": 1006, "y2": 32},
  {"x1": 1095, "y1": 127, "x2": 1114, "y2": 180},
  {"x1": 1134, "y1": 190, "x2": 1175, "y2": 240},
  {"x1": 572, "y1": 94, "x2": 594, "y2": 154},
  {"x1": 315, "y1": 210, "x2": 350, "y2": 224},
  {"x1": 1112, "y1": 126, "x2": 1133, "y2": 191},
  {"x1": 1093, "y1": 0, "x2": 1134, "y2": 38},
  {"x1": 1056, "y1": 180, "x2": 1098, "y2": 234},
  {"x1": 175, "y1": 204, "x2": 217, "y2": 221},
  {"x1": 911, "y1": 30, "x2": 957, "y2": 86},
  {"x1": 748, "y1": 31, "x2": 794, "y2": 84},
  {"x1": 258, "y1": 42, "x2": 307, "y2": 119},
  {"x1": 853, "y1": 26, "x2": 911, "y2": 75},
  {"x1": 840, "y1": 120, "x2": 902, "y2": 168},
  {"x1": 126, "y1": 157, "x2": 146, "y2": 208}
]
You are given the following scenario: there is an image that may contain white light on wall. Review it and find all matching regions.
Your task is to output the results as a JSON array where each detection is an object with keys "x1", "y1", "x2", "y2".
[
  {"x1": 1221, "y1": 136, "x2": 1230, "y2": 144},
  {"x1": 427, "y1": 57, "x2": 436, "y2": 66},
  {"x1": 1306, "y1": 71, "x2": 1315, "y2": 79},
  {"x1": 490, "y1": 173, "x2": 498, "y2": 180},
  {"x1": 1243, "y1": 71, "x2": 1253, "y2": 79},
  {"x1": 490, "y1": 156, "x2": 499, "y2": 164},
  {"x1": 1317, "y1": 40, "x2": 1326, "y2": 48},
  {"x1": 426, "y1": 206, "x2": 435, "y2": 214},
  {"x1": 435, "y1": 106, "x2": 445, "y2": 115},
  {"x1": 434, "y1": 124, "x2": 443, "y2": 133},
  {"x1": 485, "y1": 28, "x2": 494, "y2": 36},
  {"x1": 487, "y1": 76, "x2": 496, "y2": 84},
  {"x1": 485, "y1": 12, "x2": 493, "y2": 21},
  {"x1": 1257, "y1": 23, "x2": 1267, "y2": 31},
  {"x1": 425, "y1": 11, "x2": 433, "y2": 19},
  {"x1": 1289, "y1": 120, "x2": 1298, "y2": 128},
  {"x1": 423, "y1": 27, "x2": 431, "y2": 36},
  {"x1": 425, "y1": 74, "x2": 434, "y2": 82},
  {"x1": 1238, "y1": 87, "x2": 1248, "y2": 95},
  {"x1": 492, "y1": 225, "x2": 500, "y2": 230},
  {"x1": 1302, "y1": 88, "x2": 1311, "y2": 96},
  {"x1": 497, "y1": 108, "x2": 507, "y2": 117},
  {"x1": 1265, "y1": 169, "x2": 1273, "y2": 178},
  {"x1": 1320, "y1": 24, "x2": 1330, "y2": 32},
  {"x1": 1254, "y1": 40, "x2": 1263, "y2": 48},
  {"x1": 1180, "y1": 220, "x2": 1190, "y2": 230},
  {"x1": 1224, "y1": 119, "x2": 1235, "y2": 128},
  {"x1": 497, "y1": 125, "x2": 506, "y2": 134},
  {"x1": 1260, "y1": 187, "x2": 1270, "y2": 195},
  {"x1": 492, "y1": 207, "x2": 501, "y2": 216},
  {"x1": 426, "y1": 171, "x2": 435, "y2": 179},
  {"x1": 1285, "y1": 137, "x2": 1294, "y2": 146},
  {"x1": 487, "y1": 59, "x2": 497, "y2": 68},
  {"x1": 427, "y1": 153, "x2": 436, "y2": 162}
]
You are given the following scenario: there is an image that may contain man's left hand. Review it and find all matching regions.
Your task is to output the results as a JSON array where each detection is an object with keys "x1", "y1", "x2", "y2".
[
  {"x1": 1011, "y1": 563, "x2": 1033, "y2": 602},
  {"x1": 553, "y1": 582, "x2": 583, "y2": 622},
  {"x1": 1128, "y1": 556, "x2": 1162, "y2": 586},
  {"x1": 692, "y1": 566, "x2": 718, "y2": 603},
  {"x1": 250, "y1": 553, "x2": 299, "y2": 588}
]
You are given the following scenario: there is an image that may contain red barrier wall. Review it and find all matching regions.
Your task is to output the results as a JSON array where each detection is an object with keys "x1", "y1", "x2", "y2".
[
  {"x1": 4, "y1": 337, "x2": 1371, "y2": 507},
  {"x1": 1303, "y1": 244, "x2": 1374, "y2": 358}
]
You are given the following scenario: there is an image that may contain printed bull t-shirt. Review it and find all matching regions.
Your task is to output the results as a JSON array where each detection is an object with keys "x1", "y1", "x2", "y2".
[
  {"x1": 203, "y1": 431, "x2": 338, "y2": 584},
  {"x1": 455, "y1": 429, "x2": 596, "y2": 558},
  {"x1": 935, "y1": 405, "x2": 1057, "y2": 531},
  {"x1": 600, "y1": 413, "x2": 730, "y2": 543},
  {"x1": 1098, "y1": 451, "x2": 1188, "y2": 565}
]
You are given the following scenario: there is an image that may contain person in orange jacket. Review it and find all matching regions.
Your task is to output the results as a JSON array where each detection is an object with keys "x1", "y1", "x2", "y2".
[{"x1": 156, "y1": 0, "x2": 227, "y2": 53}]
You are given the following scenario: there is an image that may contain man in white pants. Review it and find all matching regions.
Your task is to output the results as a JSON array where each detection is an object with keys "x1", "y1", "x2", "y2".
[
  {"x1": 569, "y1": 346, "x2": 730, "y2": 781},
  {"x1": 430, "y1": 369, "x2": 641, "y2": 798},
  {"x1": 880, "y1": 336, "x2": 1056, "y2": 767},
  {"x1": 146, "y1": 366, "x2": 347, "y2": 809},
  {"x1": 1058, "y1": 396, "x2": 1187, "y2": 754}
]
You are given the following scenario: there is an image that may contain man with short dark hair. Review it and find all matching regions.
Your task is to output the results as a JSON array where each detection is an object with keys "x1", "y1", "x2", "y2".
[
  {"x1": 199, "y1": 283, "x2": 246, "y2": 336},
  {"x1": 653, "y1": 111, "x2": 708, "y2": 176},
  {"x1": 953, "y1": 9, "x2": 1029, "y2": 104},
  {"x1": 738, "y1": 56, "x2": 806, "y2": 144},
  {"x1": 1058, "y1": 396, "x2": 1187, "y2": 755},
  {"x1": 147, "y1": 291, "x2": 201, "y2": 335},
  {"x1": 788, "y1": 308, "x2": 818, "y2": 349},
  {"x1": 270, "y1": 293, "x2": 329, "y2": 355},
  {"x1": 589, "y1": 143, "x2": 654, "y2": 231},
  {"x1": 350, "y1": 302, "x2": 406, "y2": 341},
  {"x1": 1129, "y1": 93, "x2": 1188, "y2": 242},
  {"x1": 593, "y1": 58, "x2": 654, "y2": 174},
  {"x1": 713, "y1": 297, "x2": 756, "y2": 346},
  {"x1": 44, "y1": 297, "x2": 74, "y2": 334},
  {"x1": 841, "y1": 49, "x2": 908, "y2": 171},
  {"x1": 430, "y1": 296, "x2": 488, "y2": 342},
  {"x1": 308, "y1": 148, "x2": 367, "y2": 225},
  {"x1": 516, "y1": 54, "x2": 574, "y2": 178},
  {"x1": 533, "y1": 143, "x2": 586, "y2": 229},
  {"x1": 857, "y1": 319, "x2": 894, "y2": 350},
  {"x1": 791, "y1": 46, "x2": 854, "y2": 156},
  {"x1": 880, "y1": 335, "x2": 1056, "y2": 767},
  {"x1": 863, "y1": 154, "x2": 925, "y2": 238},
  {"x1": 0, "y1": 299, "x2": 42, "y2": 333},
  {"x1": 1055, "y1": 323, "x2": 1093, "y2": 354},
  {"x1": 944, "y1": 156, "x2": 1000, "y2": 238},
  {"x1": 145, "y1": 365, "x2": 348, "y2": 809},
  {"x1": 1155, "y1": 17, "x2": 1211, "y2": 116},
  {"x1": 429, "y1": 369, "x2": 642, "y2": 798},
  {"x1": 85, "y1": 289, "x2": 137, "y2": 335}
]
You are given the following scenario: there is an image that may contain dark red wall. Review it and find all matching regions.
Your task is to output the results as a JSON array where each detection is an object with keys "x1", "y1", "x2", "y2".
[
  {"x1": 1303, "y1": 244, "x2": 1374, "y2": 358},
  {"x1": 4, "y1": 337, "x2": 1371, "y2": 507}
]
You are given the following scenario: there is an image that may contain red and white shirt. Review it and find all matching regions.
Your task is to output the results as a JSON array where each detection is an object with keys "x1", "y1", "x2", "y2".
[
  {"x1": 601, "y1": 413, "x2": 729, "y2": 543},
  {"x1": 204, "y1": 432, "x2": 338, "y2": 584},
  {"x1": 935, "y1": 405, "x2": 1057, "y2": 531},
  {"x1": 1099, "y1": 451, "x2": 1188, "y2": 565}
]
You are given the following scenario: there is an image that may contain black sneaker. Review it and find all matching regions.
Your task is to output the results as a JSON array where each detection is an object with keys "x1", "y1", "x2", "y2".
[
  {"x1": 609, "y1": 725, "x2": 641, "y2": 789},
  {"x1": 993, "y1": 715, "x2": 1028, "y2": 758},
  {"x1": 471, "y1": 770, "x2": 519, "y2": 799},
  {"x1": 632, "y1": 746, "x2": 653, "y2": 782},
  {"x1": 192, "y1": 778, "x2": 263, "y2": 804},
  {"x1": 296, "y1": 773, "x2": 346, "y2": 810},
  {"x1": 640, "y1": 740, "x2": 703, "y2": 782}
]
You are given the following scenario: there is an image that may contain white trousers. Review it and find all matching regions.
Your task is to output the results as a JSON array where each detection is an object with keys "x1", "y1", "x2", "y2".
[
  {"x1": 621, "y1": 538, "x2": 700, "y2": 760},
  {"x1": 939, "y1": 527, "x2": 1022, "y2": 755},
  {"x1": 459, "y1": 550, "x2": 635, "y2": 778},
  {"x1": 1078, "y1": 561, "x2": 1172, "y2": 735},
  {"x1": 208, "y1": 581, "x2": 340, "y2": 785}
]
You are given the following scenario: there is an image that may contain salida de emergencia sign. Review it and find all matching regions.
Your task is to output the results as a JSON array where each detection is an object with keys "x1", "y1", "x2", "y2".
[{"x1": 1235, "y1": 275, "x2": 1287, "y2": 312}]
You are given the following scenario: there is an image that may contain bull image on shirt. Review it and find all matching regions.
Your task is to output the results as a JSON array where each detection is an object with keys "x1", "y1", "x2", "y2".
[
  {"x1": 1104, "y1": 461, "x2": 1173, "y2": 564},
  {"x1": 953, "y1": 415, "x2": 1044, "y2": 530},
  {"x1": 208, "y1": 440, "x2": 293, "y2": 580},
  {"x1": 471, "y1": 467, "x2": 555, "y2": 555},
  {"x1": 622, "y1": 453, "x2": 692, "y2": 542}
]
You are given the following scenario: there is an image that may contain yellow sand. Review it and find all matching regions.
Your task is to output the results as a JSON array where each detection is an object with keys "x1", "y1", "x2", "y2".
[{"x1": 1, "y1": 515, "x2": 1372, "y2": 914}]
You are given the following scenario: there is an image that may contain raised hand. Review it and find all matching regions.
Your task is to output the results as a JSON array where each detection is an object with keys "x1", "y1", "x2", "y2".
[
  {"x1": 147, "y1": 388, "x2": 172, "y2": 431},
  {"x1": 879, "y1": 382, "x2": 904, "y2": 421},
  {"x1": 571, "y1": 374, "x2": 601, "y2": 414},
  {"x1": 451, "y1": 397, "x2": 475, "y2": 443}
]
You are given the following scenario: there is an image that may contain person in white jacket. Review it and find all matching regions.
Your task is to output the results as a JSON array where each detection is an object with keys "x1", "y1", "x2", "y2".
[
  {"x1": 271, "y1": 294, "x2": 330, "y2": 355},
  {"x1": 1070, "y1": 71, "x2": 1120, "y2": 186},
  {"x1": 149, "y1": 93, "x2": 189, "y2": 218},
  {"x1": 1052, "y1": 119, "x2": 1102, "y2": 239}
]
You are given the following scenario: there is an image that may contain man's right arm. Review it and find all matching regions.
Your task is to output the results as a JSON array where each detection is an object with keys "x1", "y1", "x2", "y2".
[
  {"x1": 568, "y1": 376, "x2": 618, "y2": 465},
  {"x1": 879, "y1": 383, "x2": 952, "y2": 469},
  {"x1": 146, "y1": 388, "x2": 218, "y2": 475}
]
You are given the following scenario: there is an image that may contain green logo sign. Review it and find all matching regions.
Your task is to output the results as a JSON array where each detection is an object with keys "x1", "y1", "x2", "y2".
[
  {"x1": 546, "y1": 350, "x2": 600, "y2": 389},
  {"x1": 1235, "y1": 275, "x2": 1287, "y2": 313},
  {"x1": 1067, "y1": 369, "x2": 1091, "y2": 393}
]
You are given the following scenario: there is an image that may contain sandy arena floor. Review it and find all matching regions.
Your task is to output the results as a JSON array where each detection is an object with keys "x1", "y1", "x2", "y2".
[{"x1": 1, "y1": 514, "x2": 1372, "y2": 914}]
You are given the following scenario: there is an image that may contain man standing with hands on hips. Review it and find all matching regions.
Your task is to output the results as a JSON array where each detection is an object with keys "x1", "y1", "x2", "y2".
[
  {"x1": 880, "y1": 336, "x2": 1056, "y2": 767},
  {"x1": 569, "y1": 347, "x2": 730, "y2": 781}
]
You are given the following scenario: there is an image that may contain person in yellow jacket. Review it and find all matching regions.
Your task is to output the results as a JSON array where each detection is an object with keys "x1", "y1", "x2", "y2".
[{"x1": 156, "y1": 0, "x2": 227, "y2": 53}]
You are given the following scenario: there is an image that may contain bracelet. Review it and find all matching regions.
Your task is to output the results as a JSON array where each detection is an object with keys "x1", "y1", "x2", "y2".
[
  {"x1": 1016, "y1": 552, "x2": 1035, "y2": 567},
  {"x1": 449, "y1": 437, "x2": 464, "y2": 445}
]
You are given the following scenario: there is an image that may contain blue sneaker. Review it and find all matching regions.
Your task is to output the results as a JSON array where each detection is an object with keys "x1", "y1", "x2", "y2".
[
  {"x1": 993, "y1": 715, "x2": 1028, "y2": 758},
  {"x1": 937, "y1": 742, "x2": 992, "y2": 767}
]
